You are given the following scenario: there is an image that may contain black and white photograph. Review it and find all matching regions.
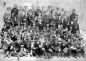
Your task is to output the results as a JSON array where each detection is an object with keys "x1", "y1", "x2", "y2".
[{"x1": 0, "y1": 0, "x2": 86, "y2": 61}]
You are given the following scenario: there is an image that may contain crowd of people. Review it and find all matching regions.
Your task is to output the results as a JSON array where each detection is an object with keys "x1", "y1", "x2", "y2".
[{"x1": 0, "y1": 4, "x2": 85, "y2": 58}]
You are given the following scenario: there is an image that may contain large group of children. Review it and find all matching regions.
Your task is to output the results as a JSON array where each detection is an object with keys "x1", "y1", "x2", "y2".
[{"x1": 0, "y1": 5, "x2": 84, "y2": 58}]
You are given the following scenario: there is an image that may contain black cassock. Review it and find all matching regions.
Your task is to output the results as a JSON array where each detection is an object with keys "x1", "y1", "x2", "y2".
[{"x1": 11, "y1": 8, "x2": 18, "y2": 17}]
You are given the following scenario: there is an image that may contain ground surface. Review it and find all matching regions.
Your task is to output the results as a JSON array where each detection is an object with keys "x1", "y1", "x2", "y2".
[{"x1": 0, "y1": 49, "x2": 85, "y2": 61}]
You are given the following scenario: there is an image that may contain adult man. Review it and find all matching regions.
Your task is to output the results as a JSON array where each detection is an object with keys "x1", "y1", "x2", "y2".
[
  {"x1": 69, "y1": 9, "x2": 78, "y2": 24},
  {"x1": 11, "y1": 4, "x2": 18, "y2": 19}
]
